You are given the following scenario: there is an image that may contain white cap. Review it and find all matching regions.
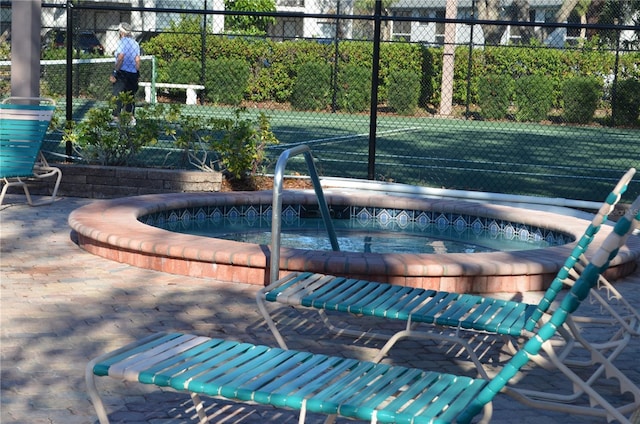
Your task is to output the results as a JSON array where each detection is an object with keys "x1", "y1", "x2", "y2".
[{"x1": 118, "y1": 23, "x2": 132, "y2": 36}]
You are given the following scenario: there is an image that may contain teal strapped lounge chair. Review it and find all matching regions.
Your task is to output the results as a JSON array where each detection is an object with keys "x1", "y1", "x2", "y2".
[
  {"x1": 0, "y1": 97, "x2": 61, "y2": 206},
  {"x1": 86, "y1": 195, "x2": 640, "y2": 424},
  {"x1": 257, "y1": 169, "x2": 637, "y2": 370}
]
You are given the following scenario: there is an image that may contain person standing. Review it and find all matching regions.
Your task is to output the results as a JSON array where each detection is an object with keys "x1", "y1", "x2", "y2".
[{"x1": 109, "y1": 22, "x2": 140, "y2": 123}]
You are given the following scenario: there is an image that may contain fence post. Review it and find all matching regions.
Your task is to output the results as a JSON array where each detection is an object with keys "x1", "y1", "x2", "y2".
[
  {"x1": 331, "y1": 0, "x2": 341, "y2": 113},
  {"x1": 65, "y1": 0, "x2": 74, "y2": 158},
  {"x1": 367, "y1": 0, "x2": 383, "y2": 181},
  {"x1": 200, "y1": 0, "x2": 208, "y2": 105}
]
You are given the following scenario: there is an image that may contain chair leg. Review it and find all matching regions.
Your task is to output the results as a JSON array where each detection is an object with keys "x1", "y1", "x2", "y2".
[
  {"x1": 0, "y1": 179, "x2": 9, "y2": 206},
  {"x1": 0, "y1": 178, "x2": 32, "y2": 206},
  {"x1": 190, "y1": 393, "x2": 209, "y2": 424},
  {"x1": 30, "y1": 163, "x2": 62, "y2": 206},
  {"x1": 323, "y1": 415, "x2": 337, "y2": 424},
  {"x1": 317, "y1": 309, "x2": 393, "y2": 341},
  {"x1": 256, "y1": 290, "x2": 290, "y2": 350},
  {"x1": 298, "y1": 399, "x2": 308, "y2": 424},
  {"x1": 85, "y1": 361, "x2": 111, "y2": 424},
  {"x1": 476, "y1": 401, "x2": 493, "y2": 424},
  {"x1": 372, "y1": 329, "x2": 491, "y2": 379},
  {"x1": 508, "y1": 331, "x2": 640, "y2": 423}
]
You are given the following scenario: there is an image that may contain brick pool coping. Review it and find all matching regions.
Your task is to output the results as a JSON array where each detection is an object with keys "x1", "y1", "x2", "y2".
[{"x1": 68, "y1": 190, "x2": 640, "y2": 293}]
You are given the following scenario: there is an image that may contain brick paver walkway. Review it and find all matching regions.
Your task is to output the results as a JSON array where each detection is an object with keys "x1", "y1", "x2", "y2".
[{"x1": 1, "y1": 194, "x2": 639, "y2": 423}]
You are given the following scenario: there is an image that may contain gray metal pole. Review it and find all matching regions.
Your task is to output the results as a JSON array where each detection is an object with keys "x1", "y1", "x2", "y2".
[{"x1": 10, "y1": 0, "x2": 41, "y2": 100}]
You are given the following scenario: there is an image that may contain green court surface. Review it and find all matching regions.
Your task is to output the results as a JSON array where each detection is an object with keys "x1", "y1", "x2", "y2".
[{"x1": 45, "y1": 101, "x2": 639, "y2": 202}]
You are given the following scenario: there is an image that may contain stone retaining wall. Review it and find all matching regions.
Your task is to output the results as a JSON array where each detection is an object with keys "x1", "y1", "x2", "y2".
[{"x1": 23, "y1": 164, "x2": 222, "y2": 199}]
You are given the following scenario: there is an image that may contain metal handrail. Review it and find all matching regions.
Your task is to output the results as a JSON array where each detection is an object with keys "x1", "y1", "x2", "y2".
[{"x1": 270, "y1": 145, "x2": 339, "y2": 284}]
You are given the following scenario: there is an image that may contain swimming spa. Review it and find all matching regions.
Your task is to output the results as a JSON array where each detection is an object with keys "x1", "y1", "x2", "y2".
[
  {"x1": 143, "y1": 202, "x2": 570, "y2": 255},
  {"x1": 68, "y1": 190, "x2": 640, "y2": 294}
]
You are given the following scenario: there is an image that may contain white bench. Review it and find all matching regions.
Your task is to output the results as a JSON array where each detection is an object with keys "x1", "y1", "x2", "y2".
[{"x1": 139, "y1": 82, "x2": 205, "y2": 105}]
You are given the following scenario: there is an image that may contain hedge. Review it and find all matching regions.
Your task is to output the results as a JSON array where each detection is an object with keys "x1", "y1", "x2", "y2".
[
  {"x1": 290, "y1": 61, "x2": 332, "y2": 111},
  {"x1": 478, "y1": 74, "x2": 513, "y2": 120},
  {"x1": 612, "y1": 79, "x2": 640, "y2": 126},
  {"x1": 514, "y1": 75, "x2": 554, "y2": 122},
  {"x1": 37, "y1": 29, "x2": 640, "y2": 125},
  {"x1": 562, "y1": 77, "x2": 602, "y2": 124},
  {"x1": 336, "y1": 64, "x2": 371, "y2": 113},
  {"x1": 388, "y1": 69, "x2": 421, "y2": 115}
]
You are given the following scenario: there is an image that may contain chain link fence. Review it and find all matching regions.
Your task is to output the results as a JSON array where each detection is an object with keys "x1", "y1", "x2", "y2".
[{"x1": 1, "y1": 0, "x2": 639, "y2": 201}]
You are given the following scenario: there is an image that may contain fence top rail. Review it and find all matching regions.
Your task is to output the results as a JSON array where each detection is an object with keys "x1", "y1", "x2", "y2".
[{"x1": 0, "y1": 55, "x2": 154, "y2": 67}]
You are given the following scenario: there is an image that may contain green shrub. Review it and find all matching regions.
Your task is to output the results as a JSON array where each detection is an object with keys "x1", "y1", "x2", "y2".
[
  {"x1": 387, "y1": 69, "x2": 421, "y2": 115},
  {"x1": 561, "y1": 77, "x2": 602, "y2": 124},
  {"x1": 167, "y1": 106, "x2": 279, "y2": 178},
  {"x1": 41, "y1": 65, "x2": 66, "y2": 96},
  {"x1": 290, "y1": 62, "x2": 331, "y2": 111},
  {"x1": 336, "y1": 64, "x2": 371, "y2": 113},
  {"x1": 378, "y1": 43, "x2": 423, "y2": 104},
  {"x1": 612, "y1": 78, "x2": 640, "y2": 126},
  {"x1": 72, "y1": 93, "x2": 160, "y2": 166},
  {"x1": 478, "y1": 74, "x2": 513, "y2": 120},
  {"x1": 66, "y1": 100, "x2": 278, "y2": 174},
  {"x1": 166, "y1": 59, "x2": 201, "y2": 85},
  {"x1": 514, "y1": 75, "x2": 554, "y2": 122},
  {"x1": 204, "y1": 58, "x2": 250, "y2": 105}
]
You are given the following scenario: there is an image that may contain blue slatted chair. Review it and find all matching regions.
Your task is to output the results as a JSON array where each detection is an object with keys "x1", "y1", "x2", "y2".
[
  {"x1": 86, "y1": 195, "x2": 640, "y2": 424},
  {"x1": 0, "y1": 97, "x2": 61, "y2": 206},
  {"x1": 256, "y1": 168, "x2": 637, "y2": 372}
]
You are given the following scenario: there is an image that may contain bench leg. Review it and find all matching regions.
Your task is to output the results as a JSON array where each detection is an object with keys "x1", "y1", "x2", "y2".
[
  {"x1": 186, "y1": 88, "x2": 198, "y2": 105},
  {"x1": 144, "y1": 86, "x2": 157, "y2": 104}
]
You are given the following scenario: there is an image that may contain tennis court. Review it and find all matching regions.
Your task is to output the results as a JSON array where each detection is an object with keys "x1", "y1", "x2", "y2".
[
  {"x1": 259, "y1": 109, "x2": 639, "y2": 201},
  {"x1": 45, "y1": 101, "x2": 639, "y2": 202}
]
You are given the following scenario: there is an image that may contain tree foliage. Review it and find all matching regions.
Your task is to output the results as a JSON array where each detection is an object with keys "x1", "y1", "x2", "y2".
[{"x1": 224, "y1": 0, "x2": 276, "y2": 35}]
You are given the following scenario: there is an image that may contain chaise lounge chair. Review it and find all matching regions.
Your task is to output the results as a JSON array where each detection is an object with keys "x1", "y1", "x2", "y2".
[
  {"x1": 0, "y1": 97, "x2": 62, "y2": 206},
  {"x1": 257, "y1": 169, "x2": 636, "y2": 360}
]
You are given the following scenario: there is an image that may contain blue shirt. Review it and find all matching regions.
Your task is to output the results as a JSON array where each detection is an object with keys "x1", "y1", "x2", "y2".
[{"x1": 115, "y1": 37, "x2": 140, "y2": 73}]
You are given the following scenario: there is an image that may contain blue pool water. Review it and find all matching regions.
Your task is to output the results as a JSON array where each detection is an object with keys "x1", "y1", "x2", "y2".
[{"x1": 150, "y1": 216, "x2": 563, "y2": 254}]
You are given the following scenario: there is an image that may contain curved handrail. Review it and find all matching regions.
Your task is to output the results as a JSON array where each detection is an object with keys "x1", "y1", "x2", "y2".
[{"x1": 270, "y1": 145, "x2": 339, "y2": 284}]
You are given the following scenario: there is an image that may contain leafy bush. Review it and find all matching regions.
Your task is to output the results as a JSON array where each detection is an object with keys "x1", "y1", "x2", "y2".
[
  {"x1": 166, "y1": 106, "x2": 279, "y2": 178},
  {"x1": 210, "y1": 109, "x2": 279, "y2": 178},
  {"x1": 378, "y1": 42, "x2": 423, "y2": 104},
  {"x1": 204, "y1": 58, "x2": 250, "y2": 105},
  {"x1": 612, "y1": 78, "x2": 640, "y2": 126},
  {"x1": 64, "y1": 99, "x2": 278, "y2": 175},
  {"x1": 336, "y1": 64, "x2": 371, "y2": 113},
  {"x1": 561, "y1": 77, "x2": 602, "y2": 124},
  {"x1": 387, "y1": 69, "x2": 420, "y2": 115},
  {"x1": 166, "y1": 59, "x2": 201, "y2": 85},
  {"x1": 478, "y1": 74, "x2": 513, "y2": 120},
  {"x1": 514, "y1": 75, "x2": 554, "y2": 122},
  {"x1": 70, "y1": 93, "x2": 160, "y2": 166},
  {"x1": 290, "y1": 62, "x2": 331, "y2": 111}
]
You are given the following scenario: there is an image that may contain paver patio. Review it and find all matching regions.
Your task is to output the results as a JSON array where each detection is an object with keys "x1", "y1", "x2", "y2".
[{"x1": 1, "y1": 194, "x2": 639, "y2": 423}]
